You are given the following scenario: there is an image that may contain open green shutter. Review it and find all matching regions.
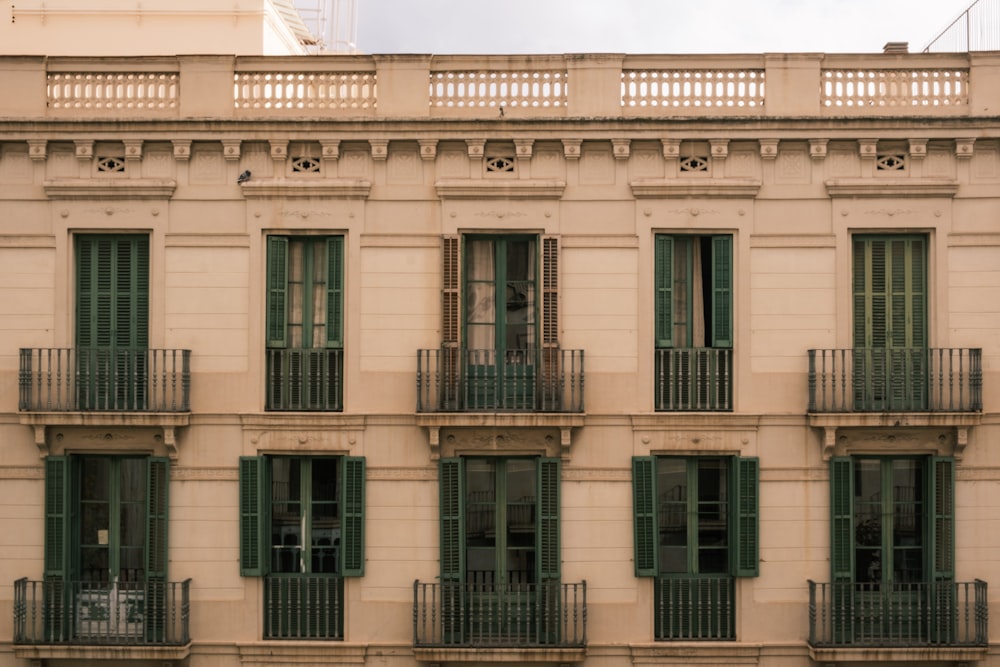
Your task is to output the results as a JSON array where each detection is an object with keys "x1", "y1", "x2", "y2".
[
  {"x1": 43, "y1": 456, "x2": 72, "y2": 642},
  {"x1": 145, "y1": 457, "x2": 169, "y2": 642},
  {"x1": 439, "y1": 458, "x2": 465, "y2": 582},
  {"x1": 632, "y1": 456, "x2": 657, "y2": 576},
  {"x1": 239, "y1": 456, "x2": 269, "y2": 576},
  {"x1": 340, "y1": 456, "x2": 365, "y2": 576},
  {"x1": 118, "y1": 236, "x2": 149, "y2": 348},
  {"x1": 325, "y1": 236, "x2": 344, "y2": 348},
  {"x1": 830, "y1": 457, "x2": 854, "y2": 583},
  {"x1": 711, "y1": 235, "x2": 733, "y2": 348},
  {"x1": 654, "y1": 236, "x2": 674, "y2": 348},
  {"x1": 44, "y1": 456, "x2": 71, "y2": 581},
  {"x1": 734, "y1": 456, "x2": 759, "y2": 577},
  {"x1": 538, "y1": 458, "x2": 561, "y2": 583},
  {"x1": 76, "y1": 238, "x2": 95, "y2": 347},
  {"x1": 931, "y1": 456, "x2": 955, "y2": 581},
  {"x1": 266, "y1": 237, "x2": 289, "y2": 348}
]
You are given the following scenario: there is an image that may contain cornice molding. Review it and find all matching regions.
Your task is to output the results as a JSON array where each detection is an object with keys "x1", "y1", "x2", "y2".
[
  {"x1": 435, "y1": 179, "x2": 566, "y2": 200},
  {"x1": 825, "y1": 178, "x2": 959, "y2": 197},
  {"x1": 631, "y1": 178, "x2": 761, "y2": 198},
  {"x1": 43, "y1": 179, "x2": 176, "y2": 200},
  {"x1": 239, "y1": 179, "x2": 371, "y2": 199}
]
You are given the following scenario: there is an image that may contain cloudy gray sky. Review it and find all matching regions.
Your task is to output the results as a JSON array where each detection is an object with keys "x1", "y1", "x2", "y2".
[{"x1": 355, "y1": 0, "x2": 975, "y2": 54}]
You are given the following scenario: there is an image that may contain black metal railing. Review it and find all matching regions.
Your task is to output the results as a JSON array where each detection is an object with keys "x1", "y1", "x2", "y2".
[
  {"x1": 19, "y1": 348, "x2": 190, "y2": 412},
  {"x1": 808, "y1": 348, "x2": 982, "y2": 412},
  {"x1": 416, "y1": 348, "x2": 584, "y2": 412},
  {"x1": 14, "y1": 578, "x2": 190, "y2": 645},
  {"x1": 263, "y1": 574, "x2": 343, "y2": 640},
  {"x1": 266, "y1": 348, "x2": 343, "y2": 411},
  {"x1": 655, "y1": 574, "x2": 734, "y2": 640},
  {"x1": 413, "y1": 580, "x2": 586, "y2": 647},
  {"x1": 655, "y1": 348, "x2": 732, "y2": 411},
  {"x1": 808, "y1": 580, "x2": 988, "y2": 647}
]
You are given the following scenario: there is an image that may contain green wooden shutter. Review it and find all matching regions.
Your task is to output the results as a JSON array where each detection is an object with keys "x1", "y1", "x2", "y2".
[
  {"x1": 239, "y1": 456, "x2": 269, "y2": 576},
  {"x1": 340, "y1": 456, "x2": 365, "y2": 576},
  {"x1": 632, "y1": 456, "x2": 657, "y2": 576},
  {"x1": 76, "y1": 236, "x2": 148, "y2": 349},
  {"x1": 654, "y1": 236, "x2": 674, "y2": 348},
  {"x1": 733, "y1": 456, "x2": 759, "y2": 577},
  {"x1": 266, "y1": 237, "x2": 289, "y2": 348},
  {"x1": 145, "y1": 457, "x2": 170, "y2": 642},
  {"x1": 439, "y1": 458, "x2": 465, "y2": 582},
  {"x1": 44, "y1": 456, "x2": 71, "y2": 582},
  {"x1": 43, "y1": 456, "x2": 72, "y2": 642},
  {"x1": 711, "y1": 235, "x2": 733, "y2": 348},
  {"x1": 325, "y1": 236, "x2": 344, "y2": 348},
  {"x1": 538, "y1": 458, "x2": 561, "y2": 583},
  {"x1": 830, "y1": 457, "x2": 854, "y2": 583},
  {"x1": 930, "y1": 456, "x2": 955, "y2": 581}
]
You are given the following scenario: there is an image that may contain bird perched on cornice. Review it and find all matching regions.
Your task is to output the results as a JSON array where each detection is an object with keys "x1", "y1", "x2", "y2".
[{"x1": 237, "y1": 169, "x2": 252, "y2": 184}]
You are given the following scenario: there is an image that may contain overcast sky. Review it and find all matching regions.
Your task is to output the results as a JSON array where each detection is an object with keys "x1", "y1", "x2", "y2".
[{"x1": 355, "y1": 0, "x2": 974, "y2": 55}]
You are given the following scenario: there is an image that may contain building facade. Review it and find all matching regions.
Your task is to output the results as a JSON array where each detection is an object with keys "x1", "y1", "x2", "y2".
[{"x1": 0, "y1": 48, "x2": 999, "y2": 667}]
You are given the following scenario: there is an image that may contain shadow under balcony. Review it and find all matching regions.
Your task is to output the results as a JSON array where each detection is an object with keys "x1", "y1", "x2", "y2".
[
  {"x1": 412, "y1": 580, "x2": 586, "y2": 663},
  {"x1": 13, "y1": 577, "x2": 191, "y2": 662},
  {"x1": 18, "y1": 348, "x2": 191, "y2": 457},
  {"x1": 807, "y1": 579, "x2": 988, "y2": 662},
  {"x1": 807, "y1": 349, "x2": 982, "y2": 443}
]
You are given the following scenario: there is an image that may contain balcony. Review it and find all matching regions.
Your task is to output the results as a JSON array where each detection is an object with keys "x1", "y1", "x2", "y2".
[
  {"x1": 19, "y1": 347, "x2": 190, "y2": 412},
  {"x1": 413, "y1": 580, "x2": 586, "y2": 662},
  {"x1": 263, "y1": 574, "x2": 343, "y2": 640},
  {"x1": 655, "y1": 348, "x2": 732, "y2": 412},
  {"x1": 266, "y1": 348, "x2": 343, "y2": 411},
  {"x1": 13, "y1": 578, "x2": 190, "y2": 660},
  {"x1": 808, "y1": 348, "x2": 982, "y2": 413},
  {"x1": 808, "y1": 580, "x2": 987, "y2": 661},
  {"x1": 655, "y1": 574, "x2": 734, "y2": 641},
  {"x1": 416, "y1": 348, "x2": 584, "y2": 413}
]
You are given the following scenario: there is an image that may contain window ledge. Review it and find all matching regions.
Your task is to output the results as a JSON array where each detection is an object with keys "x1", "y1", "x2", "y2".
[
  {"x1": 14, "y1": 643, "x2": 190, "y2": 662},
  {"x1": 19, "y1": 413, "x2": 190, "y2": 460},
  {"x1": 239, "y1": 642, "x2": 367, "y2": 665},
  {"x1": 825, "y1": 178, "x2": 959, "y2": 197},
  {"x1": 417, "y1": 413, "x2": 585, "y2": 460},
  {"x1": 43, "y1": 178, "x2": 177, "y2": 199},
  {"x1": 809, "y1": 413, "x2": 982, "y2": 460},
  {"x1": 630, "y1": 643, "x2": 760, "y2": 662},
  {"x1": 239, "y1": 178, "x2": 371, "y2": 198},
  {"x1": 808, "y1": 646, "x2": 987, "y2": 662},
  {"x1": 414, "y1": 647, "x2": 586, "y2": 663},
  {"x1": 630, "y1": 178, "x2": 761, "y2": 198},
  {"x1": 435, "y1": 179, "x2": 566, "y2": 199}
]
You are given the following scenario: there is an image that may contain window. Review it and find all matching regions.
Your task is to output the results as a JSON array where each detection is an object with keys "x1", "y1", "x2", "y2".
[
  {"x1": 265, "y1": 236, "x2": 344, "y2": 411},
  {"x1": 239, "y1": 455, "x2": 365, "y2": 640},
  {"x1": 829, "y1": 456, "x2": 954, "y2": 642},
  {"x1": 435, "y1": 234, "x2": 575, "y2": 412},
  {"x1": 43, "y1": 455, "x2": 170, "y2": 642},
  {"x1": 76, "y1": 234, "x2": 149, "y2": 410},
  {"x1": 632, "y1": 456, "x2": 758, "y2": 640},
  {"x1": 437, "y1": 456, "x2": 566, "y2": 643},
  {"x1": 852, "y1": 235, "x2": 927, "y2": 410},
  {"x1": 654, "y1": 234, "x2": 732, "y2": 411}
]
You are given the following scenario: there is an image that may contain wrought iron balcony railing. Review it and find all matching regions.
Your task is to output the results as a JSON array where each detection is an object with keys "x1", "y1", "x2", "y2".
[
  {"x1": 263, "y1": 574, "x2": 343, "y2": 640},
  {"x1": 266, "y1": 347, "x2": 343, "y2": 411},
  {"x1": 655, "y1": 348, "x2": 733, "y2": 411},
  {"x1": 808, "y1": 348, "x2": 982, "y2": 413},
  {"x1": 416, "y1": 348, "x2": 584, "y2": 412},
  {"x1": 655, "y1": 574, "x2": 734, "y2": 641},
  {"x1": 14, "y1": 578, "x2": 191, "y2": 646},
  {"x1": 808, "y1": 580, "x2": 988, "y2": 647},
  {"x1": 19, "y1": 348, "x2": 191, "y2": 412},
  {"x1": 413, "y1": 580, "x2": 587, "y2": 648}
]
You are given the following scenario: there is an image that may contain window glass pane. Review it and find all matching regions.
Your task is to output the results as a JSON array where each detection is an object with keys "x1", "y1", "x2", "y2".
[
  {"x1": 506, "y1": 459, "x2": 537, "y2": 585},
  {"x1": 287, "y1": 241, "x2": 305, "y2": 348},
  {"x1": 892, "y1": 459, "x2": 923, "y2": 583},
  {"x1": 466, "y1": 459, "x2": 496, "y2": 585},
  {"x1": 657, "y1": 458, "x2": 688, "y2": 573},
  {"x1": 311, "y1": 458, "x2": 340, "y2": 573},
  {"x1": 697, "y1": 459, "x2": 728, "y2": 573},
  {"x1": 308, "y1": 240, "x2": 327, "y2": 347},
  {"x1": 271, "y1": 458, "x2": 303, "y2": 573},
  {"x1": 854, "y1": 459, "x2": 883, "y2": 583},
  {"x1": 80, "y1": 457, "x2": 111, "y2": 582}
]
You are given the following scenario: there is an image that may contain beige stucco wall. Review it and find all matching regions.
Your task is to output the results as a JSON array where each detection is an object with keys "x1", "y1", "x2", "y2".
[{"x1": 0, "y1": 52, "x2": 998, "y2": 667}]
